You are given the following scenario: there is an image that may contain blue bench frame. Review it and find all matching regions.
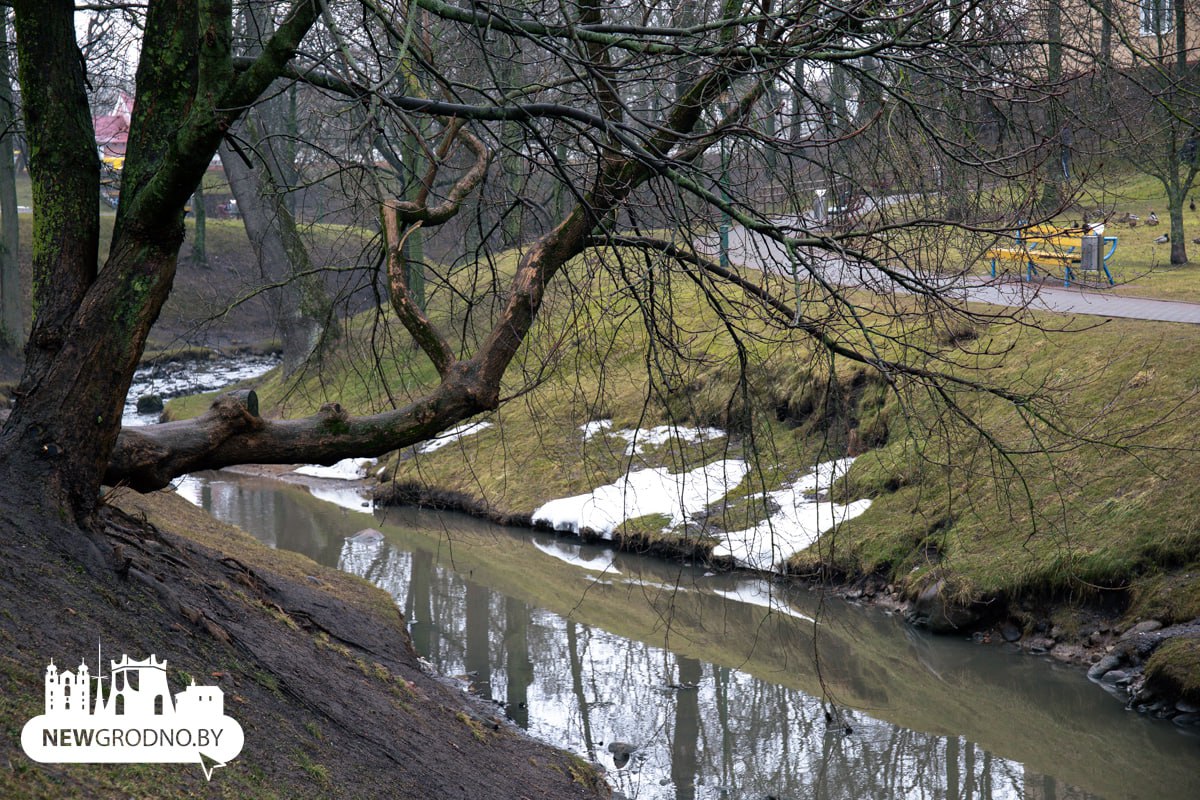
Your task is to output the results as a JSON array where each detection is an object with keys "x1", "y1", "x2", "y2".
[{"x1": 988, "y1": 227, "x2": 1117, "y2": 287}]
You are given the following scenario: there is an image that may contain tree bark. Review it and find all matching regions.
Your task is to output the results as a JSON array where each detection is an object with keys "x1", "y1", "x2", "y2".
[
  {"x1": 0, "y1": 9, "x2": 21, "y2": 350},
  {"x1": 1169, "y1": 193, "x2": 1187, "y2": 265},
  {"x1": 220, "y1": 132, "x2": 328, "y2": 375},
  {"x1": 220, "y1": 1, "x2": 330, "y2": 375},
  {"x1": 0, "y1": 0, "x2": 321, "y2": 521},
  {"x1": 191, "y1": 181, "x2": 207, "y2": 267}
]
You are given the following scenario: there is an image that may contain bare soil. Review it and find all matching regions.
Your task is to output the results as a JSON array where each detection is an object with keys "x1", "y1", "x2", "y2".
[{"x1": 0, "y1": 490, "x2": 607, "y2": 799}]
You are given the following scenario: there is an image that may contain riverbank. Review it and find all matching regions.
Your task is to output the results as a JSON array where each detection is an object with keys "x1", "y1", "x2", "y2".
[
  {"x1": 371, "y1": 466, "x2": 1200, "y2": 724},
  {"x1": 164, "y1": 329, "x2": 1200, "y2": 722},
  {"x1": 156, "y1": 237, "x2": 1200, "y2": 725},
  {"x1": 179, "y1": 467, "x2": 1200, "y2": 798},
  {"x1": 0, "y1": 489, "x2": 607, "y2": 798}
]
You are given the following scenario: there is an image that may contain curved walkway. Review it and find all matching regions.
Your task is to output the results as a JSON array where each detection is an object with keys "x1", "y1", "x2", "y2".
[{"x1": 697, "y1": 222, "x2": 1200, "y2": 325}]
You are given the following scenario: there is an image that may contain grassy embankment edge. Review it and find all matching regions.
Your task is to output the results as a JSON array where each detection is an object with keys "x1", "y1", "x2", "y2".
[{"x1": 165, "y1": 241, "x2": 1200, "y2": 700}]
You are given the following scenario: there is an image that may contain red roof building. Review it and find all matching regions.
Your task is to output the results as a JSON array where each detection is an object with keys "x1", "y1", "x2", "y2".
[{"x1": 93, "y1": 93, "x2": 133, "y2": 159}]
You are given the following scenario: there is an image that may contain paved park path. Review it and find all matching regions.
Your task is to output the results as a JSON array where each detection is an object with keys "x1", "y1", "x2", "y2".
[{"x1": 698, "y1": 221, "x2": 1200, "y2": 325}]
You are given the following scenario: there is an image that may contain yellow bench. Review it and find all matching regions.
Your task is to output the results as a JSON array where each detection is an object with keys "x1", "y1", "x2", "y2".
[{"x1": 986, "y1": 225, "x2": 1117, "y2": 287}]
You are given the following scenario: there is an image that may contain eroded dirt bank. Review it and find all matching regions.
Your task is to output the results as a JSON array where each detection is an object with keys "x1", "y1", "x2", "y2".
[{"x1": 0, "y1": 490, "x2": 607, "y2": 799}]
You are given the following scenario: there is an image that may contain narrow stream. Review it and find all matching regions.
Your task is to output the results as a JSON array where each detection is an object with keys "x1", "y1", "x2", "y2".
[{"x1": 177, "y1": 470, "x2": 1200, "y2": 800}]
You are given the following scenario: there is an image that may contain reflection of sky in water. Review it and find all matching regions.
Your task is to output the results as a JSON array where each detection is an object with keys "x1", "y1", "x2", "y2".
[
  {"x1": 182, "y1": 473, "x2": 1200, "y2": 800},
  {"x1": 338, "y1": 539, "x2": 1033, "y2": 800},
  {"x1": 532, "y1": 537, "x2": 621, "y2": 575}
]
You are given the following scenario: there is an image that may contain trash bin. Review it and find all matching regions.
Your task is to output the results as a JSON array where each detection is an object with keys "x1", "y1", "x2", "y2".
[{"x1": 1081, "y1": 234, "x2": 1100, "y2": 273}]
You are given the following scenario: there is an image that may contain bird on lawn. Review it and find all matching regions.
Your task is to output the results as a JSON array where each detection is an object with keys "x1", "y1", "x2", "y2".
[
  {"x1": 1154, "y1": 233, "x2": 1169, "y2": 244},
  {"x1": 1147, "y1": 211, "x2": 1160, "y2": 226},
  {"x1": 1192, "y1": 237, "x2": 1200, "y2": 245},
  {"x1": 1191, "y1": 198, "x2": 1197, "y2": 212}
]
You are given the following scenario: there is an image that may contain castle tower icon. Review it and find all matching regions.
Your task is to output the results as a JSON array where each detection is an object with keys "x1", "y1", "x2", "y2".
[
  {"x1": 44, "y1": 660, "x2": 90, "y2": 716},
  {"x1": 95, "y1": 654, "x2": 174, "y2": 717},
  {"x1": 175, "y1": 680, "x2": 223, "y2": 718}
]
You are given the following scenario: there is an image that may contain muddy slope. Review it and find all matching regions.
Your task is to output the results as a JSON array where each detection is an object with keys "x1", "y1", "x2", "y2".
[{"x1": 0, "y1": 490, "x2": 606, "y2": 799}]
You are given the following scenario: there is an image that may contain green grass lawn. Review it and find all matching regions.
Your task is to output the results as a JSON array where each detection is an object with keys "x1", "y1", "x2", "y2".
[{"x1": 997, "y1": 170, "x2": 1200, "y2": 300}]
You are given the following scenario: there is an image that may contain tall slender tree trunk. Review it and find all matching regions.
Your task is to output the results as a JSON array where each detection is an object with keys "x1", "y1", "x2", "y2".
[
  {"x1": 219, "y1": 2, "x2": 330, "y2": 375},
  {"x1": 1040, "y1": 2, "x2": 1064, "y2": 212},
  {"x1": 220, "y1": 135, "x2": 326, "y2": 375},
  {"x1": 499, "y1": 34, "x2": 525, "y2": 246},
  {"x1": 1168, "y1": 0, "x2": 1190, "y2": 265},
  {"x1": 0, "y1": 10, "x2": 21, "y2": 350},
  {"x1": 1169, "y1": 188, "x2": 1187, "y2": 264},
  {"x1": 191, "y1": 180, "x2": 207, "y2": 267}
]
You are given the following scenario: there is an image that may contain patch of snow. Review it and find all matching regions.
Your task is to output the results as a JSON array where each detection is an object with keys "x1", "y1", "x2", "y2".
[
  {"x1": 532, "y1": 538, "x2": 620, "y2": 574},
  {"x1": 416, "y1": 421, "x2": 493, "y2": 453},
  {"x1": 608, "y1": 424, "x2": 726, "y2": 456},
  {"x1": 580, "y1": 419, "x2": 613, "y2": 439},
  {"x1": 711, "y1": 457, "x2": 871, "y2": 571},
  {"x1": 532, "y1": 459, "x2": 748, "y2": 538},
  {"x1": 173, "y1": 475, "x2": 203, "y2": 507},
  {"x1": 123, "y1": 354, "x2": 280, "y2": 427},
  {"x1": 294, "y1": 458, "x2": 372, "y2": 480}
]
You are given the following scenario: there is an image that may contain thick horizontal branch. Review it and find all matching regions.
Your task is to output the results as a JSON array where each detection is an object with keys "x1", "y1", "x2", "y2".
[{"x1": 104, "y1": 366, "x2": 497, "y2": 492}]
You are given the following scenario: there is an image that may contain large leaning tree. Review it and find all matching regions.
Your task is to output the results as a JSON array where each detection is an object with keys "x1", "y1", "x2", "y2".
[{"x1": 0, "y1": 0, "x2": 1068, "y2": 528}]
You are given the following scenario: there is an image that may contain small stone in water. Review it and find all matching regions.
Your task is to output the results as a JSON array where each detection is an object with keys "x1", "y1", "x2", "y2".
[{"x1": 136, "y1": 394, "x2": 164, "y2": 414}]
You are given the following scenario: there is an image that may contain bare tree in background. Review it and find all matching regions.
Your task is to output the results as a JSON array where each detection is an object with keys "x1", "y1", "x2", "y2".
[
  {"x1": 219, "y1": 0, "x2": 335, "y2": 375},
  {"x1": 1094, "y1": 0, "x2": 1199, "y2": 264}
]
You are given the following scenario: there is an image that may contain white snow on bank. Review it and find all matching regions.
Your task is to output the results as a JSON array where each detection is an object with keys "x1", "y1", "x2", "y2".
[
  {"x1": 531, "y1": 453, "x2": 871, "y2": 571},
  {"x1": 294, "y1": 457, "x2": 373, "y2": 480},
  {"x1": 533, "y1": 459, "x2": 749, "y2": 537},
  {"x1": 580, "y1": 419, "x2": 613, "y2": 439},
  {"x1": 174, "y1": 475, "x2": 203, "y2": 507},
  {"x1": 711, "y1": 457, "x2": 871, "y2": 571},
  {"x1": 416, "y1": 421, "x2": 493, "y2": 453},
  {"x1": 123, "y1": 354, "x2": 280, "y2": 427},
  {"x1": 580, "y1": 420, "x2": 725, "y2": 455}
]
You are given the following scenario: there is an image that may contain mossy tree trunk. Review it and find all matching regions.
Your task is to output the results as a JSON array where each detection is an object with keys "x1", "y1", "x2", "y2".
[
  {"x1": 0, "y1": 10, "x2": 21, "y2": 351},
  {"x1": 0, "y1": 0, "x2": 321, "y2": 522}
]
